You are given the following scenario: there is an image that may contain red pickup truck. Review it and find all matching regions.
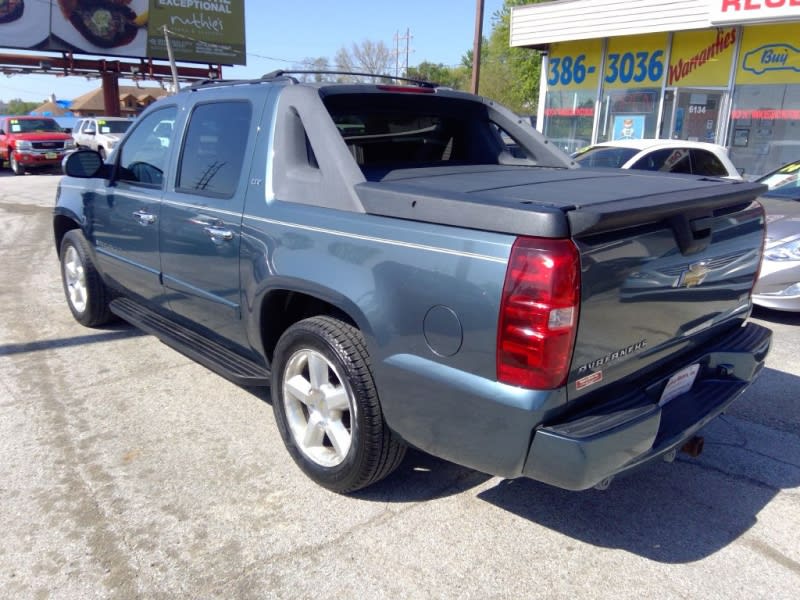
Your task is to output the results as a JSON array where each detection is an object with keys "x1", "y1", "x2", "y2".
[{"x1": 0, "y1": 116, "x2": 76, "y2": 175}]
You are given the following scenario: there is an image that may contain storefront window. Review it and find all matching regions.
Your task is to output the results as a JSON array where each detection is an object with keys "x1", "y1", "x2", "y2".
[
  {"x1": 727, "y1": 84, "x2": 800, "y2": 178},
  {"x1": 543, "y1": 91, "x2": 594, "y2": 154},
  {"x1": 596, "y1": 88, "x2": 661, "y2": 142}
]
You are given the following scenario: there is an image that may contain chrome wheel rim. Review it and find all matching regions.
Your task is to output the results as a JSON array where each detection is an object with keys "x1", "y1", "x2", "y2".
[
  {"x1": 282, "y1": 348, "x2": 354, "y2": 467},
  {"x1": 63, "y1": 245, "x2": 88, "y2": 314}
]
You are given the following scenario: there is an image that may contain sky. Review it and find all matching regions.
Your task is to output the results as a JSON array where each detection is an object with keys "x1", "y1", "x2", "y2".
[{"x1": 0, "y1": 0, "x2": 506, "y2": 103}]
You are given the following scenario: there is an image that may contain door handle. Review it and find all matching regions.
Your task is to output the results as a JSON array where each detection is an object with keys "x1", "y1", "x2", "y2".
[
  {"x1": 203, "y1": 225, "x2": 234, "y2": 243},
  {"x1": 132, "y1": 210, "x2": 156, "y2": 225}
]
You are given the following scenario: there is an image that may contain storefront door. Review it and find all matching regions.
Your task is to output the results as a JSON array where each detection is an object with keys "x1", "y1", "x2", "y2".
[{"x1": 666, "y1": 89, "x2": 726, "y2": 144}]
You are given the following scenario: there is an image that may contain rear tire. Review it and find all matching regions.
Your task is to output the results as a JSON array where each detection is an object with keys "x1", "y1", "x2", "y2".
[
  {"x1": 59, "y1": 230, "x2": 114, "y2": 327},
  {"x1": 271, "y1": 316, "x2": 406, "y2": 493}
]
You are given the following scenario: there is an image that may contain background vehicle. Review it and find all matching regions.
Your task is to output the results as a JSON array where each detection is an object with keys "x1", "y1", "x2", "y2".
[
  {"x1": 0, "y1": 115, "x2": 75, "y2": 175},
  {"x1": 72, "y1": 116, "x2": 133, "y2": 160},
  {"x1": 572, "y1": 139, "x2": 742, "y2": 179},
  {"x1": 53, "y1": 73, "x2": 770, "y2": 494},
  {"x1": 752, "y1": 160, "x2": 800, "y2": 311}
]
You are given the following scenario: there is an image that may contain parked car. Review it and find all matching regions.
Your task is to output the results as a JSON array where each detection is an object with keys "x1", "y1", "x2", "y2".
[
  {"x1": 752, "y1": 160, "x2": 800, "y2": 312},
  {"x1": 72, "y1": 116, "x2": 133, "y2": 160},
  {"x1": 54, "y1": 74, "x2": 770, "y2": 494},
  {"x1": 572, "y1": 139, "x2": 742, "y2": 179},
  {"x1": 0, "y1": 115, "x2": 76, "y2": 175},
  {"x1": 756, "y1": 158, "x2": 800, "y2": 192}
]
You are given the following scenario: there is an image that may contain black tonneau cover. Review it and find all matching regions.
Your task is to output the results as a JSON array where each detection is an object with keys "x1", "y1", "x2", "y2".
[{"x1": 355, "y1": 166, "x2": 766, "y2": 240}]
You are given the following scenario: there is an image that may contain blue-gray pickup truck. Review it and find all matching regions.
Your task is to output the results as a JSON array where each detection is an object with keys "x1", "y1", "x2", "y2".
[{"x1": 53, "y1": 73, "x2": 771, "y2": 493}]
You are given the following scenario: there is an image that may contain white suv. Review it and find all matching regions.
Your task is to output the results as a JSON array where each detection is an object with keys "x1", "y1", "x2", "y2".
[{"x1": 72, "y1": 117, "x2": 133, "y2": 160}]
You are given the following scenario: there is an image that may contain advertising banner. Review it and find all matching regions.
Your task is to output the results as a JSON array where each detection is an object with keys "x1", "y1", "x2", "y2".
[
  {"x1": 603, "y1": 33, "x2": 668, "y2": 90},
  {"x1": 668, "y1": 28, "x2": 737, "y2": 87},
  {"x1": 546, "y1": 40, "x2": 603, "y2": 91},
  {"x1": 709, "y1": 0, "x2": 800, "y2": 26},
  {"x1": 0, "y1": 0, "x2": 246, "y2": 66},
  {"x1": 735, "y1": 23, "x2": 800, "y2": 85}
]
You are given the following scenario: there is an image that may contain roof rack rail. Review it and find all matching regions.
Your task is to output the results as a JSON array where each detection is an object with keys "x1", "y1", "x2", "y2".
[{"x1": 260, "y1": 69, "x2": 438, "y2": 88}]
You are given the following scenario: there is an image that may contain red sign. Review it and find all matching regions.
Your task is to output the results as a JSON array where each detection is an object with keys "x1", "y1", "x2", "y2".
[
  {"x1": 710, "y1": 0, "x2": 800, "y2": 25},
  {"x1": 732, "y1": 109, "x2": 800, "y2": 119},
  {"x1": 544, "y1": 108, "x2": 595, "y2": 117}
]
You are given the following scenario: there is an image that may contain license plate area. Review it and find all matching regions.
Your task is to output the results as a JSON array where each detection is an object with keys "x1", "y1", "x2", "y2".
[
  {"x1": 45, "y1": 152, "x2": 58, "y2": 159},
  {"x1": 659, "y1": 363, "x2": 700, "y2": 407}
]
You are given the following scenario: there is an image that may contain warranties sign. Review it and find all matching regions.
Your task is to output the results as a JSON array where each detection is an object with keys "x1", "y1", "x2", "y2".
[{"x1": 709, "y1": 0, "x2": 800, "y2": 25}]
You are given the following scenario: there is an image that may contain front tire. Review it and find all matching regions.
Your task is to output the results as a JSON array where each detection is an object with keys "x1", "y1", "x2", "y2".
[
  {"x1": 10, "y1": 153, "x2": 24, "y2": 175},
  {"x1": 59, "y1": 230, "x2": 114, "y2": 327},
  {"x1": 271, "y1": 316, "x2": 406, "y2": 493}
]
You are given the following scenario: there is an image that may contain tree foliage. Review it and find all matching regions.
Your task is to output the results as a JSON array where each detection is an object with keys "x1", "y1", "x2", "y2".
[
  {"x1": 405, "y1": 61, "x2": 469, "y2": 89},
  {"x1": 334, "y1": 40, "x2": 394, "y2": 81},
  {"x1": 2, "y1": 99, "x2": 41, "y2": 115},
  {"x1": 473, "y1": 0, "x2": 545, "y2": 114}
]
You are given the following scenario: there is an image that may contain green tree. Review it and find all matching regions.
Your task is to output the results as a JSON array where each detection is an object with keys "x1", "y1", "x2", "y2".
[
  {"x1": 476, "y1": 0, "x2": 545, "y2": 114},
  {"x1": 5, "y1": 98, "x2": 41, "y2": 115},
  {"x1": 405, "y1": 61, "x2": 468, "y2": 89}
]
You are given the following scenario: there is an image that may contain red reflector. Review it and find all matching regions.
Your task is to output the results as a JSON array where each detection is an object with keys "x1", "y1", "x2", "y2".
[
  {"x1": 497, "y1": 237, "x2": 580, "y2": 389},
  {"x1": 376, "y1": 85, "x2": 434, "y2": 94}
]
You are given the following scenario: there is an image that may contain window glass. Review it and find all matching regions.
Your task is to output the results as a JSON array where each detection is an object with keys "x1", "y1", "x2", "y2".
[
  {"x1": 596, "y1": 88, "x2": 661, "y2": 143},
  {"x1": 690, "y1": 149, "x2": 728, "y2": 176},
  {"x1": 177, "y1": 101, "x2": 252, "y2": 198},
  {"x1": 573, "y1": 146, "x2": 638, "y2": 168},
  {"x1": 117, "y1": 106, "x2": 177, "y2": 186},
  {"x1": 727, "y1": 84, "x2": 800, "y2": 178},
  {"x1": 543, "y1": 89, "x2": 594, "y2": 154}
]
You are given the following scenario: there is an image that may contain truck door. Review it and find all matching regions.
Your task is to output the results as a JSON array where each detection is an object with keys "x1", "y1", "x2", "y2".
[
  {"x1": 89, "y1": 105, "x2": 178, "y2": 305},
  {"x1": 159, "y1": 99, "x2": 255, "y2": 350}
]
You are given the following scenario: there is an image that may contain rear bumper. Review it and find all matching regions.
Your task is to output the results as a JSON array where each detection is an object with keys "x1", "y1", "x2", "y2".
[{"x1": 522, "y1": 322, "x2": 772, "y2": 490}]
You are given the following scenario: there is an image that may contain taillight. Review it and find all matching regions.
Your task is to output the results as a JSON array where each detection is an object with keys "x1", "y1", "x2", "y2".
[{"x1": 497, "y1": 237, "x2": 580, "y2": 389}]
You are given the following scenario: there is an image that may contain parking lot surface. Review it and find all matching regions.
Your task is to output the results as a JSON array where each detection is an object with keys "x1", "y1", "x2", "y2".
[{"x1": 2, "y1": 171, "x2": 799, "y2": 599}]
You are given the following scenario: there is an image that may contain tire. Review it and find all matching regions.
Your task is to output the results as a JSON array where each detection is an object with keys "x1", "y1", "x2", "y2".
[
  {"x1": 271, "y1": 316, "x2": 406, "y2": 493},
  {"x1": 10, "y1": 152, "x2": 24, "y2": 175},
  {"x1": 98, "y1": 147, "x2": 107, "y2": 161},
  {"x1": 59, "y1": 230, "x2": 114, "y2": 327}
]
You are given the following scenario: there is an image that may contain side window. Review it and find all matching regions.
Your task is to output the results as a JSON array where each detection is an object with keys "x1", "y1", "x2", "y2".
[
  {"x1": 691, "y1": 149, "x2": 728, "y2": 177},
  {"x1": 117, "y1": 106, "x2": 177, "y2": 187},
  {"x1": 631, "y1": 148, "x2": 691, "y2": 174},
  {"x1": 84, "y1": 120, "x2": 96, "y2": 134},
  {"x1": 630, "y1": 148, "x2": 672, "y2": 171},
  {"x1": 177, "y1": 101, "x2": 252, "y2": 198}
]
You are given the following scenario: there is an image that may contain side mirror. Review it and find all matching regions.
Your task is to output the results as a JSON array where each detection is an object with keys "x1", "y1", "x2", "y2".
[{"x1": 63, "y1": 149, "x2": 108, "y2": 178}]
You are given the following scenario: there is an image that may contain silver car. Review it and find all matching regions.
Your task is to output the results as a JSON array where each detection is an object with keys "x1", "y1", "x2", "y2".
[{"x1": 752, "y1": 160, "x2": 800, "y2": 312}]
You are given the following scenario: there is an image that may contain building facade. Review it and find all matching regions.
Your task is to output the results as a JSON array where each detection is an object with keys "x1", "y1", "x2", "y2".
[{"x1": 510, "y1": 0, "x2": 800, "y2": 177}]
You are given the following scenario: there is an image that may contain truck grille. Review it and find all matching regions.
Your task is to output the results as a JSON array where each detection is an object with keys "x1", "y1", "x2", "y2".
[{"x1": 32, "y1": 141, "x2": 67, "y2": 150}]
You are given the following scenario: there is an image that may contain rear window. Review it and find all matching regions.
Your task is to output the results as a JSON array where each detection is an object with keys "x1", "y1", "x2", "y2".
[{"x1": 321, "y1": 93, "x2": 518, "y2": 173}]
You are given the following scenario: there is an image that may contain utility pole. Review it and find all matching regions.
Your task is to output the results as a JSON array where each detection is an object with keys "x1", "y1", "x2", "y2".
[
  {"x1": 471, "y1": 0, "x2": 484, "y2": 94},
  {"x1": 393, "y1": 29, "x2": 412, "y2": 77},
  {"x1": 163, "y1": 26, "x2": 180, "y2": 94}
]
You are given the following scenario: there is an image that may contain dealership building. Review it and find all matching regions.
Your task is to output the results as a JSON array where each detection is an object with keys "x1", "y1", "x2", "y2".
[{"x1": 510, "y1": 0, "x2": 800, "y2": 177}]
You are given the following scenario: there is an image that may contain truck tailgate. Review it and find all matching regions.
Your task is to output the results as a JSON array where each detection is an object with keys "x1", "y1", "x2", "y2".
[{"x1": 565, "y1": 176, "x2": 766, "y2": 400}]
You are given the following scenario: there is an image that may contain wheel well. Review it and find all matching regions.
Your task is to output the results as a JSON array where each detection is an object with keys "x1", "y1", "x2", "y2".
[
  {"x1": 53, "y1": 215, "x2": 80, "y2": 256},
  {"x1": 260, "y1": 290, "x2": 356, "y2": 362}
]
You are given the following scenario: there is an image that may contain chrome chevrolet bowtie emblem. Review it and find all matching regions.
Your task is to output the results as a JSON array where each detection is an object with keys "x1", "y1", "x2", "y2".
[{"x1": 677, "y1": 261, "x2": 710, "y2": 288}]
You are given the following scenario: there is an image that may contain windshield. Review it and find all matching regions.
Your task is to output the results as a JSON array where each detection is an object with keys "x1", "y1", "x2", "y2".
[
  {"x1": 98, "y1": 120, "x2": 132, "y2": 134},
  {"x1": 573, "y1": 146, "x2": 638, "y2": 168},
  {"x1": 8, "y1": 118, "x2": 63, "y2": 133},
  {"x1": 758, "y1": 161, "x2": 800, "y2": 191}
]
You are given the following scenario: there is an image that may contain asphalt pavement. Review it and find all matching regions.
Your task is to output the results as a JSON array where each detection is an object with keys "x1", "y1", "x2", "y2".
[{"x1": 1, "y1": 170, "x2": 799, "y2": 599}]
